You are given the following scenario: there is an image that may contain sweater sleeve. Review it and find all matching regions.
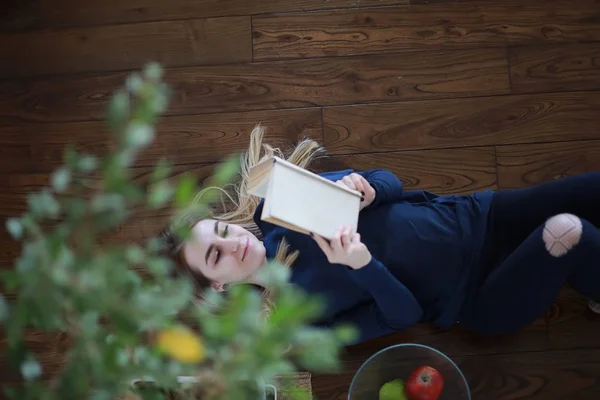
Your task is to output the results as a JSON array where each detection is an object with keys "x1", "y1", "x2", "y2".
[
  {"x1": 356, "y1": 169, "x2": 404, "y2": 208},
  {"x1": 319, "y1": 257, "x2": 423, "y2": 343}
]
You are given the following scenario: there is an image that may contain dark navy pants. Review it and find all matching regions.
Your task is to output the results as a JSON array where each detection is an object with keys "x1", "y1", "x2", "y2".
[{"x1": 460, "y1": 172, "x2": 600, "y2": 334}]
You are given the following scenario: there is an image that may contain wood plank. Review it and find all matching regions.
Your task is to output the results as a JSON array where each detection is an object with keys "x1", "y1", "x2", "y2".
[
  {"x1": 314, "y1": 348, "x2": 600, "y2": 399},
  {"x1": 0, "y1": 162, "x2": 216, "y2": 267},
  {"x1": 324, "y1": 91, "x2": 600, "y2": 154},
  {"x1": 341, "y1": 317, "x2": 548, "y2": 361},
  {"x1": 0, "y1": 17, "x2": 252, "y2": 78},
  {"x1": 253, "y1": 0, "x2": 600, "y2": 60},
  {"x1": 0, "y1": 48, "x2": 509, "y2": 125},
  {"x1": 496, "y1": 140, "x2": 600, "y2": 190},
  {"x1": 546, "y1": 287, "x2": 600, "y2": 351},
  {"x1": 0, "y1": 0, "x2": 410, "y2": 31},
  {"x1": 509, "y1": 43, "x2": 600, "y2": 94},
  {"x1": 0, "y1": 330, "x2": 70, "y2": 383},
  {"x1": 315, "y1": 147, "x2": 498, "y2": 195},
  {"x1": 0, "y1": 108, "x2": 322, "y2": 173}
]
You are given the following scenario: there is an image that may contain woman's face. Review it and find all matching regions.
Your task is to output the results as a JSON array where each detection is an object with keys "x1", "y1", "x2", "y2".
[{"x1": 182, "y1": 219, "x2": 266, "y2": 290}]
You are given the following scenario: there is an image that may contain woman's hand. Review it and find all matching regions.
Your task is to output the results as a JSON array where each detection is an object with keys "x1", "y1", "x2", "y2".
[
  {"x1": 336, "y1": 173, "x2": 376, "y2": 210},
  {"x1": 311, "y1": 225, "x2": 372, "y2": 270}
]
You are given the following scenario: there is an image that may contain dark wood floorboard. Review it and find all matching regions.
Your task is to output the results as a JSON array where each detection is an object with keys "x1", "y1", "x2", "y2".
[
  {"x1": 253, "y1": 0, "x2": 600, "y2": 60},
  {"x1": 0, "y1": 48, "x2": 509, "y2": 125},
  {"x1": 0, "y1": 108, "x2": 322, "y2": 172},
  {"x1": 323, "y1": 91, "x2": 600, "y2": 154},
  {"x1": 0, "y1": 0, "x2": 410, "y2": 31},
  {"x1": 546, "y1": 287, "x2": 600, "y2": 351},
  {"x1": 1, "y1": 0, "x2": 600, "y2": 398},
  {"x1": 509, "y1": 42, "x2": 600, "y2": 94},
  {"x1": 496, "y1": 140, "x2": 600, "y2": 190},
  {"x1": 0, "y1": 17, "x2": 252, "y2": 78}
]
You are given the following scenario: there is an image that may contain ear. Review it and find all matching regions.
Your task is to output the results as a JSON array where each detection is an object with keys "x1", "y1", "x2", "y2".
[{"x1": 211, "y1": 282, "x2": 224, "y2": 292}]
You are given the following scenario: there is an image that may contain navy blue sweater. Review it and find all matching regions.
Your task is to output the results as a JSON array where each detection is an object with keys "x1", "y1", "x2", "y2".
[{"x1": 253, "y1": 169, "x2": 494, "y2": 344}]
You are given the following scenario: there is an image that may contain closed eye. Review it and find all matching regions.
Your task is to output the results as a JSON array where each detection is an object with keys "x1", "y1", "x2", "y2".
[{"x1": 213, "y1": 224, "x2": 229, "y2": 266}]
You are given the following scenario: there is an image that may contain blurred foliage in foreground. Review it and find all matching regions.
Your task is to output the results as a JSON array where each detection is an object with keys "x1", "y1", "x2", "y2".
[{"x1": 1, "y1": 63, "x2": 355, "y2": 400}]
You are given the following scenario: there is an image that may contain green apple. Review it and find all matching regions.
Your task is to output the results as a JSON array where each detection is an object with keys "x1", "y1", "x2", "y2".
[{"x1": 379, "y1": 379, "x2": 408, "y2": 400}]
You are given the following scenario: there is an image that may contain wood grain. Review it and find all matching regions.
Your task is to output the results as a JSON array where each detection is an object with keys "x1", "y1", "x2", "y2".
[
  {"x1": 0, "y1": 17, "x2": 252, "y2": 77},
  {"x1": 313, "y1": 348, "x2": 600, "y2": 399},
  {"x1": 496, "y1": 140, "x2": 600, "y2": 190},
  {"x1": 0, "y1": 0, "x2": 410, "y2": 31},
  {"x1": 316, "y1": 147, "x2": 498, "y2": 195},
  {"x1": 546, "y1": 287, "x2": 600, "y2": 351},
  {"x1": 342, "y1": 317, "x2": 548, "y2": 361},
  {"x1": 0, "y1": 48, "x2": 508, "y2": 125},
  {"x1": 0, "y1": 330, "x2": 70, "y2": 383},
  {"x1": 509, "y1": 43, "x2": 600, "y2": 94},
  {"x1": 0, "y1": 163, "x2": 216, "y2": 266},
  {"x1": 457, "y1": 349, "x2": 600, "y2": 399},
  {"x1": 253, "y1": 0, "x2": 600, "y2": 60},
  {"x1": 0, "y1": 108, "x2": 322, "y2": 172},
  {"x1": 323, "y1": 91, "x2": 600, "y2": 154}
]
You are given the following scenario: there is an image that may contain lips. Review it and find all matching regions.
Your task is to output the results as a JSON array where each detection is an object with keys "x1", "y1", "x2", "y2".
[{"x1": 242, "y1": 237, "x2": 250, "y2": 261}]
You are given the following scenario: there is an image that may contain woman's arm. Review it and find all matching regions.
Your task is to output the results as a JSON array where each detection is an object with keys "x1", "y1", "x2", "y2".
[
  {"x1": 315, "y1": 260, "x2": 424, "y2": 343},
  {"x1": 311, "y1": 228, "x2": 423, "y2": 343},
  {"x1": 319, "y1": 169, "x2": 404, "y2": 208},
  {"x1": 348, "y1": 257, "x2": 423, "y2": 334},
  {"x1": 356, "y1": 169, "x2": 404, "y2": 208}
]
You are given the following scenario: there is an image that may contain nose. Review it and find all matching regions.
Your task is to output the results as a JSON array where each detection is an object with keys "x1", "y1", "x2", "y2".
[{"x1": 218, "y1": 237, "x2": 244, "y2": 258}]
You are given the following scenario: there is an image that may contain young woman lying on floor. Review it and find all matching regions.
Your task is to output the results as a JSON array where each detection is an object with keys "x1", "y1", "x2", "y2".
[{"x1": 160, "y1": 125, "x2": 600, "y2": 344}]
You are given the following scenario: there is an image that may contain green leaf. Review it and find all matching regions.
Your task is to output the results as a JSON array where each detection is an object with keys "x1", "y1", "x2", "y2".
[
  {"x1": 147, "y1": 258, "x2": 172, "y2": 277},
  {"x1": 174, "y1": 173, "x2": 197, "y2": 208},
  {"x1": 20, "y1": 356, "x2": 42, "y2": 381},
  {"x1": 126, "y1": 245, "x2": 146, "y2": 265},
  {"x1": 148, "y1": 182, "x2": 173, "y2": 209},
  {"x1": 6, "y1": 218, "x2": 23, "y2": 239},
  {"x1": 91, "y1": 193, "x2": 125, "y2": 213},
  {"x1": 81, "y1": 312, "x2": 100, "y2": 335},
  {"x1": 89, "y1": 390, "x2": 113, "y2": 400},
  {"x1": 0, "y1": 293, "x2": 7, "y2": 322},
  {"x1": 211, "y1": 154, "x2": 240, "y2": 186},
  {"x1": 107, "y1": 90, "x2": 130, "y2": 132},
  {"x1": 125, "y1": 122, "x2": 154, "y2": 148},
  {"x1": 334, "y1": 324, "x2": 358, "y2": 345},
  {"x1": 126, "y1": 73, "x2": 144, "y2": 94},
  {"x1": 77, "y1": 155, "x2": 98, "y2": 172},
  {"x1": 27, "y1": 191, "x2": 60, "y2": 218},
  {"x1": 143, "y1": 62, "x2": 163, "y2": 81},
  {"x1": 51, "y1": 167, "x2": 71, "y2": 193},
  {"x1": 152, "y1": 158, "x2": 172, "y2": 182},
  {"x1": 0, "y1": 270, "x2": 19, "y2": 291},
  {"x1": 63, "y1": 145, "x2": 78, "y2": 167}
]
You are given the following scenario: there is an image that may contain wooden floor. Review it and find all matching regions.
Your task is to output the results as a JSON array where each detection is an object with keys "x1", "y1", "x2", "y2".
[{"x1": 2, "y1": 0, "x2": 600, "y2": 398}]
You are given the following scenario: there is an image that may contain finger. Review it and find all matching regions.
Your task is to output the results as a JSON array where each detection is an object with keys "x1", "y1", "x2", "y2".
[
  {"x1": 341, "y1": 227, "x2": 352, "y2": 247},
  {"x1": 365, "y1": 185, "x2": 376, "y2": 201},
  {"x1": 342, "y1": 176, "x2": 356, "y2": 190},
  {"x1": 351, "y1": 232, "x2": 361, "y2": 244},
  {"x1": 350, "y1": 174, "x2": 365, "y2": 194},
  {"x1": 330, "y1": 227, "x2": 343, "y2": 253},
  {"x1": 311, "y1": 233, "x2": 333, "y2": 258}
]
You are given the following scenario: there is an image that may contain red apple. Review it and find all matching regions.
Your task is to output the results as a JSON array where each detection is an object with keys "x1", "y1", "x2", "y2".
[{"x1": 405, "y1": 366, "x2": 444, "y2": 400}]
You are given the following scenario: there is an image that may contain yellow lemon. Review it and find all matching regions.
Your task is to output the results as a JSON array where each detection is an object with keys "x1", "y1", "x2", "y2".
[{"x1": 157, "y1": 327, "x2": 205, "y2": 364}]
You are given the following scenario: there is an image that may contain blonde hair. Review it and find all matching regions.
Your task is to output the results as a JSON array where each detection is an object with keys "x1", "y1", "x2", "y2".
[{"x1": 162, "y1": 124, "x2": 325, "y2": 317}]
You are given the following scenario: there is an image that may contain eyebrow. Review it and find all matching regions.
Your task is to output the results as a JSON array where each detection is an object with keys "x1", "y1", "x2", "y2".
[{"x1": 204, "y1": 221, "x2": 219, "y2": 265}]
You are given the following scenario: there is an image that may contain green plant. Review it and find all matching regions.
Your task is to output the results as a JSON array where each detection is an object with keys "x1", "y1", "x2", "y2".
[{"x1": 1, "y1": 63, "x2": 355, "y2": 400}]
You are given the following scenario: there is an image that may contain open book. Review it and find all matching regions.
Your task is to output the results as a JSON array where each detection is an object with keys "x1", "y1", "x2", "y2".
[{"x1": 248, "y1": 156, "x2": 361, "y2": 240}]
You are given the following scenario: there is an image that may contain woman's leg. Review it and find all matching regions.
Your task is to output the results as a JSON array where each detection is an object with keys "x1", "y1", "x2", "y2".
[
  {"x1": 491, "y1": 172, "x2": 600, "y2": 250},
  {"x1": 462, "y1": 214, "x2": 600, "y2": 334}
]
